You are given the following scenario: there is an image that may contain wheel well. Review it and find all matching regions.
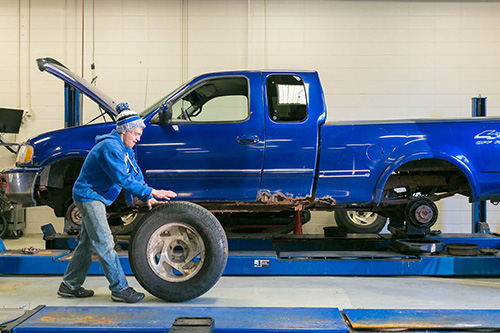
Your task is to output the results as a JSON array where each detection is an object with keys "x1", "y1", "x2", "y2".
[
  {"x1": 38, "y1": 158, "x2": 84, "y2": 217},
  {"x1": 382, "y1": 158, "x2": 472, "y2": 200}
]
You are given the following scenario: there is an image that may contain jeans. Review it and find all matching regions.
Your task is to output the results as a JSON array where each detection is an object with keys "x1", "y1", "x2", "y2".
[{"x1": 62, "y1": 200, "x2": 128, "y2": 292}]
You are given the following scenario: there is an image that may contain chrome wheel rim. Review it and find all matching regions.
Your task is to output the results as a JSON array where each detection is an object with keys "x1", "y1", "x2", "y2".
[
  {"x1": 121, "y1": 213, "x2": 138, "y2": 225},
  {"x1": 147, "y1": 222, "x2": 205, "y2": 282},
  {"x1": 346, "y1": 211, "x2": 379, "y2": 226}
]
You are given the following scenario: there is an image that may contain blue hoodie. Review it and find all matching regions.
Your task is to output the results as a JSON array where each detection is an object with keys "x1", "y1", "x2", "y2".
[{"x1": 73, "y1": 130, "x2": 153, "y2": 205}]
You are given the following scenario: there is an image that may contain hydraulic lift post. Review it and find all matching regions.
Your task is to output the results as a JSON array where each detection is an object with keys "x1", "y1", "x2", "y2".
[{"x1": 64, "y1": 82, "x2": 81, "y2": 128}]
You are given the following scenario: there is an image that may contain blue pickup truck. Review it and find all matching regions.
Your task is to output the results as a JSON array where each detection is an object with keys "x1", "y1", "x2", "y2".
[
  {"x1": 4, "y1": 57, "x2": 500, "y2": 302},
  {"x1": 4, "y1": 57, "x2": 500, "y2": 234}
]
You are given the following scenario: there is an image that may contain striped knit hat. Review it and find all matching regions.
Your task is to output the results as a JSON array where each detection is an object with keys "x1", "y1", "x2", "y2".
[{"x1": 115, "y1": 102, "x2": 145, "y2": 133}]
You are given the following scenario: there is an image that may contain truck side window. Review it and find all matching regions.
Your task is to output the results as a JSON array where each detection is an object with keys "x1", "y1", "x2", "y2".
[
  {"x1": 266, "y1": 74, "x2": 307, "y2": 122},
  {"x1": 171, "y1": 77, "x2": 249, "y2": 123}
]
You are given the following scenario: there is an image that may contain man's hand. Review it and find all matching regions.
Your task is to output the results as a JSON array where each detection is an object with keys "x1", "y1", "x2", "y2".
[
  {"x1": 151, "y1": 189, "x2": 177, "y2": 200},
  {"x1": 146, "y1": 197, "x2": 162, "y2": 210},
  {"x1": 148, "y1": 189, "x2": 177, "y2": 209}
]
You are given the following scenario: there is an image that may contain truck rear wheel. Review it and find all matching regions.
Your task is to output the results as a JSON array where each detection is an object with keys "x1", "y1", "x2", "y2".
[
  {"x1": 334, "y1": 210, "x2": 387, "y2": 234},
  {"x1": 129, "y1": 201, "x2": 228, "y2": 302}
]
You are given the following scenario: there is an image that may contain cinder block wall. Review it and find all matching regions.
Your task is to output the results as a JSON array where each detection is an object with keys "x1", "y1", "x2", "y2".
[{"x1": 1, "y1": 0, "x2": 500, "y2": 234}]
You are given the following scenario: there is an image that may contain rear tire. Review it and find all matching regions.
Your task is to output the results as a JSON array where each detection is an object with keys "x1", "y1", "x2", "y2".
[
  {"x1": 334, "y1": 210, "x2": 387, "y2": 234},
  {"x1": 129, "y1": 201, "x2": 228, "y2": 302}
]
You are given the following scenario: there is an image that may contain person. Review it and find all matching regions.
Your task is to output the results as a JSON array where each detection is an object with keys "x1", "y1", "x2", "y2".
[{"x1": 57, "y1": 102, "x2": 177, "y2": 303}]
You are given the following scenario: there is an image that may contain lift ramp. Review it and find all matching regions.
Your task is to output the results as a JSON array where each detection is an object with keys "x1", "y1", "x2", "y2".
[
  {"x1": 3, "y1": 306, "x2": 500, "y2": 332},
  {"x1": 1, "y1": 306, "x2": 348, "y2": 332}
]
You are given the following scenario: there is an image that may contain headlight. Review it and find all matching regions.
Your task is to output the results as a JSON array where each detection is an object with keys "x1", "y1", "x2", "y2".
[{"x1": 16, "y1": 144, "x2": 34, "y2": 164}]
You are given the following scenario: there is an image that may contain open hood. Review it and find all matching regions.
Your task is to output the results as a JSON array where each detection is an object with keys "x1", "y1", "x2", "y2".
[{"x1": 36, "y1": 57, "x2": 118, "y2": 118}]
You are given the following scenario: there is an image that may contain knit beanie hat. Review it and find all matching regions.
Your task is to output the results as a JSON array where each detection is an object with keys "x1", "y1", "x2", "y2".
[{"x1": 115, "y1": 102, "x2": 145, "y2": 133}]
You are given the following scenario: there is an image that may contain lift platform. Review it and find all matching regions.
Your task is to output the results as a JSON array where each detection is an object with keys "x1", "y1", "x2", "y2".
[
  {"x1": 2, "y1": 232, "x2": 500, "y2": 276},
  {"x1": 2, "y1": 305, "x2": 500, "y2": 332}
]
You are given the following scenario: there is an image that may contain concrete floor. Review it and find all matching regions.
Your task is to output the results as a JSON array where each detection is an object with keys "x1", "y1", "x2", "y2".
[
  {"x1": 2, "y1": 234, "x2": 500, "y2": 310},
  {"x1": 2, "y1": 275, "x2": 500, "y2": 310}
]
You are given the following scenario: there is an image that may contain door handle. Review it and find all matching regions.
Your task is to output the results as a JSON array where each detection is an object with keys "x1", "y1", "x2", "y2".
[{"x1": 236, "y1": 135, "x2": 259, "y2": 145}]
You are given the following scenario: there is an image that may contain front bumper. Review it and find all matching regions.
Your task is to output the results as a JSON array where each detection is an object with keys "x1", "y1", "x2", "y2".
[{"x1": 2, "y1": 168, "x2": 41, "y2": 207}]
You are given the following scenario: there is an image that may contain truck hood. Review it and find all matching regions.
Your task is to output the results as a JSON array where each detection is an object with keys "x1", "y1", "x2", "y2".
[
  {"x1": 36, "y1": 57, "x2": 118, "y2": 118},
  {"x1": 20, "y1": 122, "x2": 116, "y2": 167}
]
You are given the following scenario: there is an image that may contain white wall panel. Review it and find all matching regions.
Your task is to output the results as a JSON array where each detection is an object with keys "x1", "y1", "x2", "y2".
[{"x1": 1, "y1": 0, "x2": 500, "y2": 233}]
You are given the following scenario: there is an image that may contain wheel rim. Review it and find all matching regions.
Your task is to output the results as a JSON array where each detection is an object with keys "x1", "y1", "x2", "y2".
[
  {"x1": 121, "y1": 213, "x2": 137, "y2": 225},
  {"x1": 146, "y1": 222, "x2": 205, "y2": 282},
  {"x1": 346, "y1": 211, "x2": 380, "y2": 226}
]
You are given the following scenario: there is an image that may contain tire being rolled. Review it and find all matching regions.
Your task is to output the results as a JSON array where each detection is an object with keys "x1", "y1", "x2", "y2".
[{"x1": 129, "y1": 201, "x2": 228, "y2": 302}]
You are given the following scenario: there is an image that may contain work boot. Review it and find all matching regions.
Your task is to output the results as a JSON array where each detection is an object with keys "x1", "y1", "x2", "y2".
[
  {"x1": 57, "y1": 282, "x2": 94, "y2": 298},
  {"x1": 111, "y1": 287, "x2": 145, "y2": 303}
]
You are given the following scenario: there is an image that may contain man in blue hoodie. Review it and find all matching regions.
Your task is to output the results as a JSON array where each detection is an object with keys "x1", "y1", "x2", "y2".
[{"x1": 57, "y1": 103, "x2": 177, "y2": 303}]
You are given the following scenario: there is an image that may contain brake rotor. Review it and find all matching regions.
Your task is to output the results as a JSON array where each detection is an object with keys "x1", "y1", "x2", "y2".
[{"x1": 405, "y1": 197, "x2": 438, "y2": 230}]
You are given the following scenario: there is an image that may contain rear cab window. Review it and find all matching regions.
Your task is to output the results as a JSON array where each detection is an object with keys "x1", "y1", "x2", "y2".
[{"x1": 266, "y1": 74, "x2": 307, "y2": 122}]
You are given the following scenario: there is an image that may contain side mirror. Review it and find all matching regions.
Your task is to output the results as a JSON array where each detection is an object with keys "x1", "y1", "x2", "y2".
[{"x1": 159, "y1": 101, "x2": 173, "y2": 125}]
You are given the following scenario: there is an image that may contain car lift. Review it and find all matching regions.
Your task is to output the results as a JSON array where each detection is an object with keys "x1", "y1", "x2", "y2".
[{"x1": 2, "y1": 97, "x2": 500, "y2": 332}]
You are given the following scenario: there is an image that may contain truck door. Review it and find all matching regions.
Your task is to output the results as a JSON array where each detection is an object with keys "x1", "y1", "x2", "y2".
[
  {"x1": 261, "y1": 72, "x2": 324, "y2": 199},
  {"x1": 136, "y1": 73, "x2": 265, "y2": 202}
]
